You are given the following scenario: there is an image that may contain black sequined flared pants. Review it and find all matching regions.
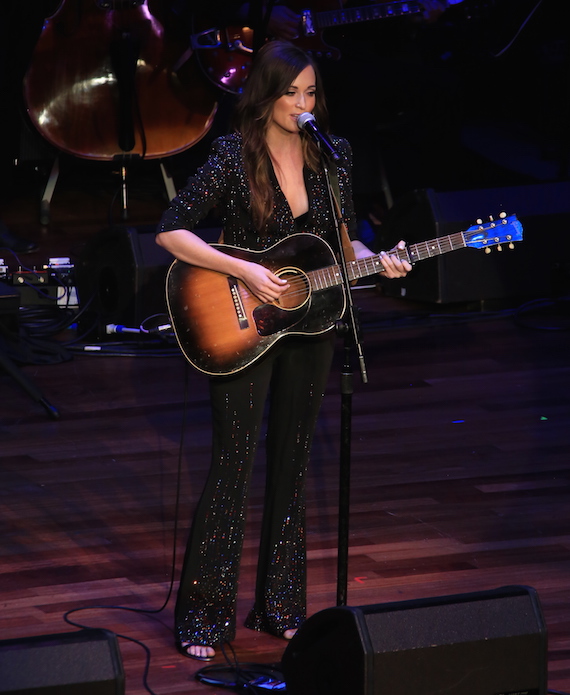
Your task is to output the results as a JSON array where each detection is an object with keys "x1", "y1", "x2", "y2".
[{"x1": 174, "y1": 334, "x2": 335, "y2": 647}]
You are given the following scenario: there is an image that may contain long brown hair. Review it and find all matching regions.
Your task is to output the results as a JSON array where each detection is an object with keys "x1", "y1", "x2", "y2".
[{"x1": 233, "y1": 41, "x2": 329, "y2": 232}]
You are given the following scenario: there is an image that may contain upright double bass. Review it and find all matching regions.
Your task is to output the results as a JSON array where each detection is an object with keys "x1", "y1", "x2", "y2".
[{"x1": 24, "y1": 0, "x2": 219, "y2": 161}]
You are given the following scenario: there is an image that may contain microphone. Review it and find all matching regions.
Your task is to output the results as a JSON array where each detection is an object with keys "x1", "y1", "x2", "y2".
[{"x1": 297, "y1": 112, "x2": 340, "y2": 161}]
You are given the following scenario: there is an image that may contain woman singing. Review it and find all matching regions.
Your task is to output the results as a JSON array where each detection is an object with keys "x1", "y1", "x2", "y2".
[{"x1": 156, "y1": 40, "x2": 411, "y2": 661}]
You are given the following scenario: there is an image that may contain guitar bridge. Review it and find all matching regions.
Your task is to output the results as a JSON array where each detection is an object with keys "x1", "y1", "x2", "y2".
[{"x1": 228, "y1": 276, "x2": 249, "y2": 330}]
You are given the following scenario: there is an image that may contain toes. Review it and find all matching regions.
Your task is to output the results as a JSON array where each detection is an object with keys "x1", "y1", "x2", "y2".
[{"x1": 188, "y1": 644, "x2": 215, "y2": 659}]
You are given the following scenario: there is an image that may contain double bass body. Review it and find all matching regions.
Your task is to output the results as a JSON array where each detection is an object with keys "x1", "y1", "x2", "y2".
[{"x1": 24, "y1": 0, "x2": 219, "y2": 161}]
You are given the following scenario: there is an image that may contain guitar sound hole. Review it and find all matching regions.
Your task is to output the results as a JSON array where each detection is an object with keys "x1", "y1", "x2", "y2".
[{"x1": 276, "y1": 268, "x2": 310, "y2": 310}]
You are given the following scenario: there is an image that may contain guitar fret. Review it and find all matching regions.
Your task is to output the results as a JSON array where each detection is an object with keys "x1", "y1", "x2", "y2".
[
  {"x1": 359, "y1": 256, "x2": 383, "y2": 278},
  {"x1": 327, "y1": 265, "x2": 342, "y2": 287},
  {"x1": 309, "y1": 264, "x2": 346, "y2": 290},
  {"x1": 407, "y1": 233, "x2": 468, "y2": 262},
  {"x1": 438, "y1": 237, "x2": 452, "y2": 254},
  {"x1": 321, "y1": 267, "x2": 334, "y2": 289},
  {"x1": 450, "y1": 232, "x2": 466, "y2": 250},
  {"x1": 312, "y1": 268, "x2": 324, "y2": 290}
]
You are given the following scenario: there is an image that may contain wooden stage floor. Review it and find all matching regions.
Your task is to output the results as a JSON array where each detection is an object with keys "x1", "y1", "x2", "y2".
[{"x1": 1, "y1": 163, "x2": 570, "y2": 694}]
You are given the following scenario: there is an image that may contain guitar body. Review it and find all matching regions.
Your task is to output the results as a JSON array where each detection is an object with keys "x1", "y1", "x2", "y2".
[{"x1": 166, "y1": 234, "x2": 346, "y2": 376}]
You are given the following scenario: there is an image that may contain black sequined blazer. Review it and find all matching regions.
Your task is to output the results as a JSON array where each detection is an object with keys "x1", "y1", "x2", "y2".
[{"x1": 158, "y1": 132, "x2": 357, "y2": 251}]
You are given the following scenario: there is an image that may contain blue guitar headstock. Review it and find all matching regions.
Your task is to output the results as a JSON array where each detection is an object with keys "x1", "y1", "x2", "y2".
[{"x1": 465, "y1": 213, "x2": 524, "y2": 252}]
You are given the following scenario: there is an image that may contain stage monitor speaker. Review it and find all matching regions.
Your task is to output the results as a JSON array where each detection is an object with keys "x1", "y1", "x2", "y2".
[
  {"x1": 0, "y1": 628, "x2": 125, "y2": 695},
  {"x1": 281, "y1": 585, "x2": 547, "y2": 695},
  {"x1": 75, "y1": 225, "x2": 174, "y2": 339},
  {"x1": 379, "y1": 182, "x2": 570, "y2": 303}
]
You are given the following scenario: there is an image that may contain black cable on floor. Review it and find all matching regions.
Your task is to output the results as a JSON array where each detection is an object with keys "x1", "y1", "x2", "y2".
[{"x1": 61, "y1": 362, "x2": 193, "y2": 695}]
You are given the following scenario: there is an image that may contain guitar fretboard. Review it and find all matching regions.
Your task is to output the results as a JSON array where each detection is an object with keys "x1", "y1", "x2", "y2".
[
  {"x1": 307, "y1": 231, "x2": 470, "y2": 290},
  {"x1": 314, "y1": 1, "x2": 422, "y2": 30},
  {"x1": 304, "y1": 214, "x2": 522, "y2": 292}
]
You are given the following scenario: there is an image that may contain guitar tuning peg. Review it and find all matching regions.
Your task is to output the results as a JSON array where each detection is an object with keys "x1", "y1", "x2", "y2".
[
  {"x1": 489, "y1": 215, "x2": 494, "y2": 221},
  {"x1": 485, "y1": 247, "x2": 491, "y2": 254},
  {"x1": 509, "y1": 242, "x2": 514, "y2": 249},
  {"x1": 499, "y1": 211, "x2": 507, "y2": 219},
  {"x1": 497, "y1": 244, "x2": 503, "y2": 251},
  {"x1": 476, "y1": 218, "x2": 483, "y2": 225}
]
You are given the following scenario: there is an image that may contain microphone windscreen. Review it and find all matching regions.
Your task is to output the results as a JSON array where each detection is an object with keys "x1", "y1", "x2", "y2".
[{"x1": 297, "y1": 112, "x2": 315, "y2": 130}]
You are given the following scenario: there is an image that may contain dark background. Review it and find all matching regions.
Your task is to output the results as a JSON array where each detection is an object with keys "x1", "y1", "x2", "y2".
[{"x1": 1, "y1": 0, "x2": 567, "y2": 208}]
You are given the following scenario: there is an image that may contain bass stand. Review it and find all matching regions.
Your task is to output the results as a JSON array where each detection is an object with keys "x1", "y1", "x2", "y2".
[{"x1": 321, "y1": 155, "x2": 368, "y2": 608}]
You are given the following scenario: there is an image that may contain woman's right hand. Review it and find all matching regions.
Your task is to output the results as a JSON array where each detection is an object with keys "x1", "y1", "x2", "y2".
[
  {"x1": 239, "y1": 261, "x2": 289, "y2": 304},
  {"x1": 157, "y1": 228, "x2": 289, "y2": 303}
]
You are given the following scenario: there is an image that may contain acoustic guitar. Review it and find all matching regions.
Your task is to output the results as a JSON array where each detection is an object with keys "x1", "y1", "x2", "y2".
[{"x1": 166, "y1": 214, "x2": 523, "y2": 376}]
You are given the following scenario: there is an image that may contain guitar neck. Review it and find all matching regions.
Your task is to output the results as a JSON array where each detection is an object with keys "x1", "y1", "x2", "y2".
[
  {"x1": 353, "y1": 231, "x2": 473, "y2": 282},
  {"x1": 309, "y1": 231, "x2": 471, "y2": 290},
  {"x1": 312, "y1": 1, "x2": 422, "y2": 31}
]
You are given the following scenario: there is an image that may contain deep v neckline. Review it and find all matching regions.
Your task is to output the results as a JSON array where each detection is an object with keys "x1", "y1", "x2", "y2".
[{"x1": 268, "y1": 154, "x2": 310, "y2": 220}]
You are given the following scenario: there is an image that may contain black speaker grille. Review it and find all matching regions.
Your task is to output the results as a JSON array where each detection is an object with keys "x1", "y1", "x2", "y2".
[
  {"x1": 282, "y1": 586, "x2": 547, "y2": 695},
  {"x1": 362, "y1": 594, "x2": 542, "y2": 651},
  {"x1": 0, "y1": 629, "x2": 125, "y2": 695}
]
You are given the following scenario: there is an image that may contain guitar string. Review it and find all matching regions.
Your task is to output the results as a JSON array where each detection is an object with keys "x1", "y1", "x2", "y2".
[{"x1": 234, "y1": 222, "x2": 516, "y2": 305}]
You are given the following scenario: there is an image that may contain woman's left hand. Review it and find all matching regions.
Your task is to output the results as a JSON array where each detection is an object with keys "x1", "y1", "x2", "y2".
[
  {"x1": 352, "y1": 239, "x2": 412, "y2": 278},
  {"x1": 380, "y1": 240, "x2": 412, "y2": 278}
]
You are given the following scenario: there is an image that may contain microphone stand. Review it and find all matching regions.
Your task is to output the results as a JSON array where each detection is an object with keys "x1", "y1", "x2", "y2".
[{"x1": 321, "y1": 153, "x2": 368, "y2": 608}]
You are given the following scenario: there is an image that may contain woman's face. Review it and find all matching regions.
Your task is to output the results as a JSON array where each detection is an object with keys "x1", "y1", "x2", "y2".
[{"x1": 269, "y1": 64, "x2": 317, "y2": 137}]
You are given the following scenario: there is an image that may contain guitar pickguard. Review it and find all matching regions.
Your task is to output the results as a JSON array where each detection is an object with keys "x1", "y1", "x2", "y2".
[{"x1": 254, "y1": 303, "x2": 310, "y2": 337}]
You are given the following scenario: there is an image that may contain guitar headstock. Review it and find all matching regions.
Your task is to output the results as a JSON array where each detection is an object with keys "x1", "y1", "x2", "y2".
[{"x1": 465, "y1": 213, "x2": 523, "y2": 253}]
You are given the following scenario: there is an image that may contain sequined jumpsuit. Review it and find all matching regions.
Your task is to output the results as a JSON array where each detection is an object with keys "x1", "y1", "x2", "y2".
[{"x1": 158, "y1": 133, "x2": 357, "y2": 647}]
